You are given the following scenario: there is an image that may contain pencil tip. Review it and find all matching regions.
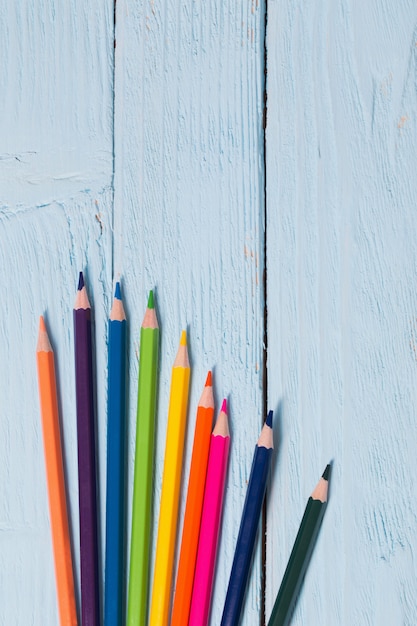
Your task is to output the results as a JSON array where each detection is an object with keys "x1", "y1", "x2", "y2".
[
  {"x1": 205, "y1": 370, "x2": 212, "y2": 386},
  {"x1": 213, "y1": 401, "x2": 230, "y2": 436},
  {"x1": 78, "y1": 271, "x2": 84, "y2": 290},
  {"x1": 266, "y1": 410, "x2": 273, "y2": 428},
  {"x1": 147, "y1": 290, "x2": 154, "y2": 309},
  {"x1": 180, "y1": 329, "x2": 187, "y2": 346},
  {"x1": 114, "y1": 282, "x2": 122, "y2": 300},
  {"x1": 37, "y1": 316, "x2": 52, "y2": 351},
  {"x1": 322, "y1": 463, "x2": 332, "y2": 481},
  {"x1": 221, "y1": 398, "x2": 227, "y2": 414}
]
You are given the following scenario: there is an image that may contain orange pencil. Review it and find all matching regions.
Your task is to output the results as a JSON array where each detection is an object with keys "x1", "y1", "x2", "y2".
[
  {"x1": 36, "y1": 316, "x2": 78, "y2": 626},
  {"x1": 171, "y1": 371, "x2": 215, "y2": 626}
]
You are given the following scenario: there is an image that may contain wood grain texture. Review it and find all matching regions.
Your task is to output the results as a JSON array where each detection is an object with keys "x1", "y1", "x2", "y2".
[
  {"x1": 114, "y1": 1, "x2": 265, "y2": 624},
  {"x1": 0, "y1": 0, "x2": 266, "y2": 624},
  {"x1": 265, "y1": 1, "x2": 417, "y2": 624},
  {"x1": 0, "y1": 1, "x2": 114, "y2": 624},
  {"x1": 4, "y1": 0, "x2": 417, "y2": 624}
]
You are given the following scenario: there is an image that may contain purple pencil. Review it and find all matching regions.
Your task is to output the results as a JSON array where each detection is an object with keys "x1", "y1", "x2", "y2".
[{"x1": 74, "y1": 272, "x2": 100, "y2": 626}]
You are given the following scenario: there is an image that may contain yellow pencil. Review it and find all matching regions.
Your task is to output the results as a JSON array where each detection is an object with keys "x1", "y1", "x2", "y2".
[{"x1": 149, "y1": 330, "x2": 191, "y2": 626}]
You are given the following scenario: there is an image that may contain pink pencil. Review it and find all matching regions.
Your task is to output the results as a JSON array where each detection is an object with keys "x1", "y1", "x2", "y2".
[{"x1": 188, "y1": 399, "x2": 230, "y2": 626}]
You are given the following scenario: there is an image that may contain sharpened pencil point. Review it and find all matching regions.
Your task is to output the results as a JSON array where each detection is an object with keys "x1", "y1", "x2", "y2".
[
  {"x1": 221, "y1": 398, "x2": 227, "y2": 414},
  {"x1": 39, "y1": 315, "x2": 46, "y2": 333},
  {"x1": 205, "y1": 370, "x2": 212, "y2": 386},
  {"x1": 114, "y1": 282, "x2": 122, "y2": 300},
  {"x1": 322, "y1": 463, "x2": 331, "y2": 481},
  {"x1": 78, "y1": 271, "x2": 84, "y2": 290},
  {"x1": 147, "y1": 290, "x2": 154, "y2": 309},
  {"x1": 213, "y1": 401, "x2": 230, "y2": 437},
  {"x1": 180, "y1": 330, "x2": 187, "y2": 346},
  {"x1": 37, "y1": 317, "x2": 52, "y2": 351},
  {"x1": 266, "y1": 410, "x2": 273, "y2": 428}
]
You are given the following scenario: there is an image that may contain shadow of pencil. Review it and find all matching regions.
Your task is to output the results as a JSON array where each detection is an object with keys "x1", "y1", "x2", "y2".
[{"x1": 269, "y1": 398, "x2": 283, "y2": 494}]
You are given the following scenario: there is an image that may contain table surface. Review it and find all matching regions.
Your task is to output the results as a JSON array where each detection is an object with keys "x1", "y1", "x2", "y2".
[{"x1": 1, "y1": 1, "x2": 417, "y2": 625}]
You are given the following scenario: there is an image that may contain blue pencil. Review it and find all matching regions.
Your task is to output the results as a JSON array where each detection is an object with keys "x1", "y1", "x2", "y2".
[
  {"x1": 104, "y1": 282, "x2": 127, "y2": 626},
  {"x1": 220, "y1": 411, "x2": 274, "y2": 626}
]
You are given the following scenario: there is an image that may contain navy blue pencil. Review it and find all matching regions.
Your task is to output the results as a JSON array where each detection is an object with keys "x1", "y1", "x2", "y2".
[
  {"x1": 220, "y1": 411, "x2": 273, "y2": 626},
  {"x1": 104, "y1": 282, "x2": 127, "y2": 626}
]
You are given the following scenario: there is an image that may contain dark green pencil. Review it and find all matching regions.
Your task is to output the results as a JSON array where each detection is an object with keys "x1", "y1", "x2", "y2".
[{"x1": 268, "y1": 464, "x2": 331, "y2": 626}]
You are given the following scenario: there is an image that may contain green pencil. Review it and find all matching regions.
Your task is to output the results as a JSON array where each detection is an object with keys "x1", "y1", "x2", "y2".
[
  {"x1": 127, "y1": 290, "x2": 160, "y2": 626},
  {"x1": 268, "y1": 464, "x2": 331, "y2": 626}
]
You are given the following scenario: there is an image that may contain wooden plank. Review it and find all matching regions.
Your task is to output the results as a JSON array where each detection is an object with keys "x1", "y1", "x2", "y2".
[
  {"x1": 265, "y1": 1, "x2": 417, "y2": 624},
  {"x1": 0, "y1": 1, "x2": 114, "y2": 624},
  {"x1": 0, "y1": 1, "x2": 114, "y2": 210},
  {"x1": 114, "y1": 0, "x2": 266, "y2": 623}
]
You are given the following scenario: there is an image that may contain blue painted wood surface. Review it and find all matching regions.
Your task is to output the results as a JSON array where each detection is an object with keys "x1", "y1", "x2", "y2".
[
  {"x1": 265, "y1": 1, "x2": 417, "y2": 624},
  {"x1": 1, "y1": 0, "x2": 417, "y2": 624}
]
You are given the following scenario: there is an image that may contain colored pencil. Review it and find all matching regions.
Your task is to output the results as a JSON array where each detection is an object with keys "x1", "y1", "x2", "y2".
[
  {"x1": 170, "y1": 371, "x2": 215, "y2": 626},
  {"x1": 104, "y1": 283, "x2": 127, "y2": 626},
  {"x1": 73, "y1": 271, "x2": 100, "y2": 626},
  {"x1": 149, "y1": 330, "x2": 191, "y2": 626},
  {"x1": 188, "y1": 398, "x2": 230, "y2": 626},
  {"x1": 36, "y1": 317, "x2": 78, "y2": 626},
  {"x1": 220, "y1": 410, "x2": 274, "y2": 626},
  {"x1": 267, "y1": 464, "x2": 331, "y2": 626},
  {"x1": 127, "y1": 290, "x2": 160, "y2": 626}
]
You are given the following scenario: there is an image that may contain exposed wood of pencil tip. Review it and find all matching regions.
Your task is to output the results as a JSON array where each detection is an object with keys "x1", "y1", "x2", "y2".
[
  {"x1": 213, "y1": 399, "x2": 230, "y2": 437},
  {"x1": 257, "y1": 410, "x2": 274, "y2": 449},
  {"x1": 74, "y1": 271, "x2": 91, "y2": 310},
  {"x1": 311, "y1": 464, "x2": 331, "y2": 504},
  {"x1": 174, "y1": 330, "x2": 190, "y2": 368},
  {"x1": 37, "y1": 316, "x2": 53, "y2": 352},
  {"x1": 110, "y1": 282, "x2": 126, "y2": 321},
  {"x1": 198, "y1": 371, "x2": 214, "y2": 410},
  {"x1": 142, "y1": 290, "x2": 159, "y2": 329}
]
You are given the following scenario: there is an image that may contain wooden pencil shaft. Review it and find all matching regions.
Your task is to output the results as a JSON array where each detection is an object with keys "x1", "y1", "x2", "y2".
[
  {"x1": 74, "y1": 306, "x2": 100, "y2": 626},
  {"x1": 188, "y1": 430, "x2": 230, "y2": 626},
  {"x1": 128, "y1": 324, "x2": 159, "y2": 626},
  {"x1": 268, "y1": 499, "x2": 327, "y2": 626},
  {"x1": 37, "y1": 346, "x2": 78, "y2": 626},
  {"x1": 171, "y1": 395, "x2": 214, "y2": 626},
  {"x1": 220, "y1": 444, "x2": 272, "y2": 626},
  {"x1": 104, "y1": 318, "x2": 127, "y2": 626},
  {"x1": 149, "y1": 347, "x2": 190, "y2": 626}
]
